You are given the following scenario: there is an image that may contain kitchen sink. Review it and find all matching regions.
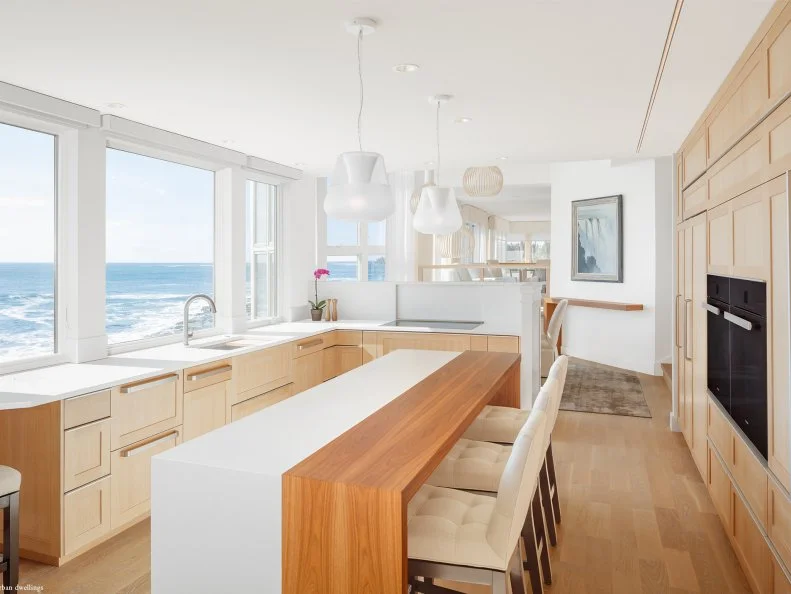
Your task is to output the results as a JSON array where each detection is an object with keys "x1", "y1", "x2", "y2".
[
  {"x1": 193, "y1": 342, "x2": 247, "y2": 351},
  {"x1": 191, "y1": 336, "x2": 281, "y2": 350},
  {"x1": 382, "y1": 319, "x2": 483, "y2": 330}
]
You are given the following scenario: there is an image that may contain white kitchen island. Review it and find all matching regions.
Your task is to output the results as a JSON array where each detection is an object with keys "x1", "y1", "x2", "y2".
[{"x1": 150, "y1": 349, "x2": 461, "y2": 593}]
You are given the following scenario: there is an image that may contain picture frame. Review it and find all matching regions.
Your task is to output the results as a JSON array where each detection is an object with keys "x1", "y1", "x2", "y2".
[{"x1": 571, "y1": 194, "x2": 623, "y2": 283}]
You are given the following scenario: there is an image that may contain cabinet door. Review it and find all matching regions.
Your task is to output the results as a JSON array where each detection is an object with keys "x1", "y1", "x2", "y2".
[
  {"x1": 336, "y1": 346, "x2": 363, "y2": 375},
  {"x1": 322, "y1": 347, "x2": 338, "y2": 382},
  {"x1": 732, "y1": 434, "x2": 769, "y2": 529},
  {"x1": 111, "y1": 373, "x2": 182, "y2": 450},
  {"x1": 675, "y1": 228, "x2": 685, "y2": 429},
  {"x1": 770, "y1": 174, "x2": 791, "y2": 490},
  {"x1": 707, "y1": 202, "x2": 733, "y2": 276},
  {"x1": 770, "y1": 483, "x2": 791, "y2": 572},
  {"x1": 682, "y1": 227, "x2": 694, "y2": 444},
  {"x1": 231, "y1": 384, "x2": 294, "y2": 422},
  {"x1": 111, "y1": 426, "x2": 181, "y2": 529},
  {"x1": 731, "y1": 185, "x2": 771, "y2": 280},
  {"x1": 683, "y1": 131, "x2": 707, "y2": 187},
  {"x1": 63, "y1": 476, "x2": 111, "y2": 555},
  {"x1": 732, "y1": 487, "x2": 773, "y2": 594},
  {"x1": 233, "y1": 343, "x2": 292, "y2": 403},
  {"x1": 767, "y1": 6, "x2": 791, "y2": 104},
  {"x1": 682, "y1": 176, "x2": 708, "y2": 219},
  {"x1": 183, "y1": 381, "x2": 228, "y2": 442},
  {"x1": 487, "y1": 336, "x2": 520, "y2": 353},
  {"x1": 690, "y1": 216, "x2": 708, "y2": 476},
  {"x1": 378, "y1": 332, "x2": 471, "y2": 356},
  {"x1": 708, "y1": 443, "x2": 731, "y2": 527},
  {"x1": 362, "y1": 331, "x2": 378, "y2": 363},
  {"x1": 64, "y1": 418, "x2": 111, "y2": 492},
  {"x1": 774, "y1": 559, "x2": 791, "y2": 594},
  {"x1": 293, "y1": 350, "x2": 324, "y2": 394}
]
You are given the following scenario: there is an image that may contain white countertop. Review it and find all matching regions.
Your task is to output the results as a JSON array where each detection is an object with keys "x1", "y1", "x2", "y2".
[
  {"x1": 150, "y1": 349, "x2": 459, "y2": 593},
  {"x1": 0, "y1": 319, "x2": 517, "y2": 410}
]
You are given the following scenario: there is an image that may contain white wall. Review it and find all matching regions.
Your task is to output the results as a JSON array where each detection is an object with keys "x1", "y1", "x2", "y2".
[
  {"x1": 281, "y1": 176, "x2": 318, "y2": 321},
  {"x1": 654, "y1": 157, "x2": 674, "y2": 369},
  {"x1": 550, "y1": 158, "x2": 671, "y2": 375},
  {"x1": 509, "y1": 221, "x2": 551, "y2": 242}
]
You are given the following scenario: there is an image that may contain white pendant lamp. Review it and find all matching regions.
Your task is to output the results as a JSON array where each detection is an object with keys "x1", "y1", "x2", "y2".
[
  {"x1": 324, "y1": 18, "x2": 393, "y2": 222},
  {"x1": 413, "y1": 95, "x2": 463, "y2": 235}
]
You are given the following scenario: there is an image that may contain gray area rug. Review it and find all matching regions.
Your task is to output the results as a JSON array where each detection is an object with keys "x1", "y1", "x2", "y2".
[{"x1": 559, "y1": 358, "x2": 652, "y2": 418}]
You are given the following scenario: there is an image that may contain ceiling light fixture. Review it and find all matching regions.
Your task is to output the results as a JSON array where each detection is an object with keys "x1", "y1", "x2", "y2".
[
  {"x1": 498, "y1": 156, "x2": 509, "y2": 161},
  {"x1": 413, "y1": 95, "x2": 462, "y2": 235},
  {"x1": 393, "y1": 63, "x2": 420, "y2": 73},
  {"x1": 324, "y1": 17, "x2": 393, "y2": 222},
  {"x1": 294, "y1": 162, "x2": 305, "y2": 168},
  {"x1": 105, "y1": 102, "x2": 125, "y2": 109},
  {"x1": 463, "y1": 165, "x2": 504, "y2": 197},
  {"x1": 455, "y1": 117, "x2": 472, "y2": 124}
]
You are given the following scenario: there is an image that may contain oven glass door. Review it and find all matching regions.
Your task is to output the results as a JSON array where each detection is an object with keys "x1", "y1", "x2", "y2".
[{"x1": 706, "y1": 298, "x2": 730, "y2": 413}]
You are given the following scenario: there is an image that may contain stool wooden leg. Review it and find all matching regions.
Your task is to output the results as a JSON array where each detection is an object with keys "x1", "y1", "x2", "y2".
[
  {"x1": 2, "y1": 491, "x2": 19, "y2": 590},
  {"x1": 539, "y1": 460, "x2": 558, "y2": 546},
  {"x1": 532, "y1": 487, "x2": 552, "y2": 585},
  {"x1": 546, "y1": 441, "x2": 561, "y2": 524},
  {"x1": 521, "y1": 495, "x2": 543, "y2": 594},
  {"x1": 508, "y1": 545, "x2": 527, "y2": 594}
]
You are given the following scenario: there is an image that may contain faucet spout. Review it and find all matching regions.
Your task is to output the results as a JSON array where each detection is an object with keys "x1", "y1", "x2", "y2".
[{"x1": 183, "y1": 294, "x2": 217, "y2": 346}]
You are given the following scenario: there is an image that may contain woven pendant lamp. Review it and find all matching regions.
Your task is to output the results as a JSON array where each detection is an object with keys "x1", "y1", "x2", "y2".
[
  {"x1": 462, "y1": 166, "x2": 504, "y2": 197},
  {"x1": 436, "y1": 225, "x2": 475, "y2": 260}
]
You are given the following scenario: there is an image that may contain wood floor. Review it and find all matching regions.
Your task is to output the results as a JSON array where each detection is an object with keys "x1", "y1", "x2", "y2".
[{"x1": 16, "y1": 368, "x2": 750, "y2": 593}]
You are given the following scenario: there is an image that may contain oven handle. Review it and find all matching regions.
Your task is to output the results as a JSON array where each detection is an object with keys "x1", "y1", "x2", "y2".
[
  {"x1": 724, "y1": 311, "x2": 754, "y2": 331},
  {"x1": 702, "y1": 302, "x2": 721, "y2": 315},
  {"x1": 684, "y1": 299, "x2": 692, "y2": 361}
]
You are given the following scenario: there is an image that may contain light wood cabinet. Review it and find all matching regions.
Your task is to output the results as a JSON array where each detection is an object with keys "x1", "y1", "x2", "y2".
[
  {"x1": 732, "y1": 433, "x2": 769, "y2": 529},
  {"x1": 768, "y1": 4, "x2": 791, "y2": 103},
  {"x1": 335, "y1": 330, "x2": 362, "y2": 347},
  {"x1": 231, "y1": 384, "x2": 294, "y2": 422},
  {"x1": 233, "y1": 343, "x2": 291, "y2": 403},
  {"x1": 336, "y1": 346, "x2": 362, "y2": 376},
  {"x1": 775, "y1": 559, "x2": 791, "y2": 594},
  {"x1": 183, "y1": 360, "x2": 232, "y2": 393},
  {"x1": 770, "y1": 174, "x2": 791, "y2": 491},
  {"x1": 708, "y1": 443, "x2": 732, "y2": 527},
  {"x1": 766, "y1": 90, "x2": 791, "y2": 180},
  {"x1": 487, "y1": 336, "x2": 520, "y2": 353},
  {"x1": 706, "y1": 182, "x2": 772, "y2": 281},
  {"x1": 362, "y1": 331, "x2": 377, "y2": 364},
  {"x1": 770, "y1": 483, "x2": 791, "y2": 572},
  {"x1": 293, "y1": 350, "x2": 324, "y2": 394},
  {"x1": 708, "y1": 398, "x2": 732, "y2": 461},
  {"x1": 63, "y1": 476, "x2": 111, "y2": 555},
  {"x1": 683, "y1": 131, "x2": 707, "y2": 187},
  {"x1": 377, "y1": 332, "x2": 471, "y2": 357},
  {"x1": 110, "y1": 426, "x2": 181, "y2": 529},
  {"x1": 64, "y1": 418, "x2": 111, "y2": 493},
  {"x1": 732, "y1": 487, "x2": 773, "y2": 594},
  {"x1": 110, "y1": 373, "x2": 182, "y2": 450},
  {"x1": 63, "y1": 390, "x2": 110, "y2": 430},
  {"x1": 682, "y1": 176, "x2": 708, "y2": 219},
  {"x1": 292, "y1": 334, "x2": 330, "y2": 358},
  {"x1": 708, "y1": 125, "x2": 768, "y2": 209},
  {"x1": 183, "y1": 381, "x2": 229, "y2": 442},
  {"x1": 470, "y1": 335, "x2": 488, "y2": 351}
]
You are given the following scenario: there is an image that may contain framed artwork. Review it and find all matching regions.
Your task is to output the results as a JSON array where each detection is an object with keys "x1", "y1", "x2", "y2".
[{"x1": 571, "y1": 194, "x2": 623, "y2": 282}]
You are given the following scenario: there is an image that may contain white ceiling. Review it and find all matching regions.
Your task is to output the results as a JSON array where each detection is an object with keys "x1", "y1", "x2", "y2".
[
  {"x1": 0, "y1": 0, "x2": 774, "y2": 174},
  {"x1": 459, "y1": 184, "x2": 551, "y2": 222}
]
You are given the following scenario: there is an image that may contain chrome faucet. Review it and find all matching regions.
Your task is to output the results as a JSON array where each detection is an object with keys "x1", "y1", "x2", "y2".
[{"x1": 183, "y1": 294, "x2": 217, "y2": 346}]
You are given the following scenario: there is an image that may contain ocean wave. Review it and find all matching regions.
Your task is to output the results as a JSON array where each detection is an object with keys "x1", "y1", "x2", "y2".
[{"x1": 106, "y1": 293, "x2": 192, "y2": 301}]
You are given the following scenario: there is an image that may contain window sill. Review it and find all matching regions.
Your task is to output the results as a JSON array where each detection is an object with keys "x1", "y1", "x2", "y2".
[
  {"x1": 0, "y1": 353, "x2": 68, "y2": 377},
  {"x1": 107, "y1": 328, "x2": 221, "y2": 356}
]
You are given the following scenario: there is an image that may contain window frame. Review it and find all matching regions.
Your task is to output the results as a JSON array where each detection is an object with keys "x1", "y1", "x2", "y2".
[
  {"x1": 104, "y1": 139, "x2": 220, "y2": 354},
  {"x1": 0, "y1": 109, "x2": 68, "y2": 375},
  {"x1": 318, "y1": 205, "x2": 388, "y2": 282},
  {"x1": 245, "y1": 174, "x2": 284, "y2": 327}
]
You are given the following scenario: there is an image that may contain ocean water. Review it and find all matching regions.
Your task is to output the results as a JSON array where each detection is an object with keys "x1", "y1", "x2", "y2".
[
  {"x1": 0, "y1": 263, "x2": 215, "y2": 362},
  {"x1": 327, "y1": 257, "x2": 385, "y2": 281}
]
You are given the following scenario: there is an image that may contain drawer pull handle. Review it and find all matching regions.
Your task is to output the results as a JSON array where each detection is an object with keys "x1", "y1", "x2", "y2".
[
  {"x1": 297, "y1": 338, "x2": 323, "y2": 350},
  {"x1": 120, "y1": 374, "x2": 179, "y2": 394},
  {"x1": 187, "y1": 365, "x2": 232, "y2": 382},
  {"x1": 120, "y1": 430, "x2": 179, "y2": 458}
]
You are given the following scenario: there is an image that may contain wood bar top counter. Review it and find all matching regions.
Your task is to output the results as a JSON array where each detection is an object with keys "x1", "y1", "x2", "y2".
[{"x1": 282, "y1": 350, "x2": 521, "y2": 594}]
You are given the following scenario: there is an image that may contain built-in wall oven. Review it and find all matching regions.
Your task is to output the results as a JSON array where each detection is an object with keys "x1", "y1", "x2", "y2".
[{"x1": 705, "y1": 274, "x2": 768, "y2": 459}]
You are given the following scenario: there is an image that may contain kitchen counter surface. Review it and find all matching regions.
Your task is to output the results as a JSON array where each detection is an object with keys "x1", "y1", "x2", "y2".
[{"x1": 0, "y1": 319, "x2": 518, "y2": 409}]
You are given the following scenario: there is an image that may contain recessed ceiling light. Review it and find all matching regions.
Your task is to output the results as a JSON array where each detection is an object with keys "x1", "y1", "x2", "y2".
[
  {"x1": 498, "y1": 156, "x2": 509, "y2": 160},
  {"x1": 293, "y1": 162, "x2": 305, "y2": 168},
  {"x1": 105, "y1": 102, "x2": 125, "y2": 109},
  {"x1": 455, "y1": 117, "x2": 472, "y2": 124},
  {"x1": 393, "y1": 63, "x2": 420, "y2": 73},
  {"x1": 221, "y1": 139, "x2": 234, "y2": 146},
  {"x1": 424, "y1": 161, "x2": 435, "y2": 166}
]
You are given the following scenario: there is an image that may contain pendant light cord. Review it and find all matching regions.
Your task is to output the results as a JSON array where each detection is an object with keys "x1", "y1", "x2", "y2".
[
  {"x1": 435, "y1": 100, "x2": 441, "y2": 185},
  {"x1": 357, "y1": 29, "x2": 364, "y2": 152}
]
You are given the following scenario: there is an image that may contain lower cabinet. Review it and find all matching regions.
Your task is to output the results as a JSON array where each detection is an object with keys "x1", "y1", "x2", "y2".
[
  {"x1": 231, "y1": 384, "x2": 294, "y2": 422},
  {"x1": 322, "y1": 346, "x2": 363, "y2": 382},
  {"x1": 708, "y1": 442, "x2": 731, "y2": 526},
  {"x1": 732, "y1": 486, "x2": 773, "y2": 594},
  {"x1": 293, "y1": 350, "x2": 324, "y2": 394},
  {"x1": 770, "y1": 483, "x2": 791, "y2": 571},
  {"x1": 377, "y1": 332, "x2": 471, "y2": 356},
  {"x1": 110, "y1": 426, "x2": 182, "y2": 529},
  {"x1": 63, "y1": 475, "x2": 111, "y2": 555},
  {"x1": 63, "y1": 418, "x2": 111, "y2": 492},
  {"x1": 183, "y1": 381, "x2": 229, "y2": 441}
]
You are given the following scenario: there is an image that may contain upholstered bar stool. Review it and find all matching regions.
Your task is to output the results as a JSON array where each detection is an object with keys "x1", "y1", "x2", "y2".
[
  {"x1": 408, "y1": 411, "x2": 547, "y2": 594},
  {"x1": 0, "y1": 465, "x2": 21, "y2": 590},
  {"x1": 460, "y1": 356, "x2": 569, "y2": 543}
]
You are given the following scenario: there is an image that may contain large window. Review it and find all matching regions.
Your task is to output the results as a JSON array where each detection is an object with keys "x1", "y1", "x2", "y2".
[
  {"x1": 0, "y1": 121, "x2": 57, "y2": 363},
  {"x1": 105, "y1": 148, "x2": 215, "y2": 344},
  {"x1": 325, "y1": 218, "x2": 386, "y2": 281},
  {"x1": 246, "y1": 180, "x2": 278, "y2": 320},
  {"x1": 529, "y1": 240, "x2": 551, "y2": 261}
]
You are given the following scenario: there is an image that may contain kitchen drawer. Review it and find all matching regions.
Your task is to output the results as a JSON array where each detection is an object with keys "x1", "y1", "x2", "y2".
[
  {"x1": 732, "y1": 432, "x2": 769, "y2": 528},
  {"x1": 292, "y1": 334, "x2": 329, "y2": 358},
  {"x1": 708, "y1": 442, "x2": 732, "y2": 527},
  {"x1": 732, "y1": 486, "x2": 773, "y2": 594},
  {"x1": 183, "y1": 359, "x2": 232, "y2": 393},
  {"x1": 233, "y1": 343, "x2": 292, "y2": 402},
  {"x1": 111, "y1": 373, "x2": 182, "y2": 450},
  {"x1": 183, "y1": 381, "x2": 229, "y2": 441},
  {"x1": 335, "y1": 330, "x2": 362, "y2": 347},
  {"x1": 769, "y1": 483, "x2": 791, "y2": 571},
  {"x1": 487, "y1": 336, "x2": 520, "y2": 353},
  {"x1": 231, "y1": 384, "x2": 294, "y2": 422},
  {"x1": 378, "y1": 332, "x2": 471, "y2": 356},
  {"x1": 63, "y1": 476, "x2": 111, "y2": 555},
  {"x1": 707, "y1": 397, "x2": 732, "y2": 459},
  {"x1": 63, "y1": 389, "x2": 110, "y2": 430},
  {"x1": 64, "y1": 418, "x2": 111, "y2": 492},
  {"x1": 111, "y1": 426, "x2": 181, "y2": 529}
]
